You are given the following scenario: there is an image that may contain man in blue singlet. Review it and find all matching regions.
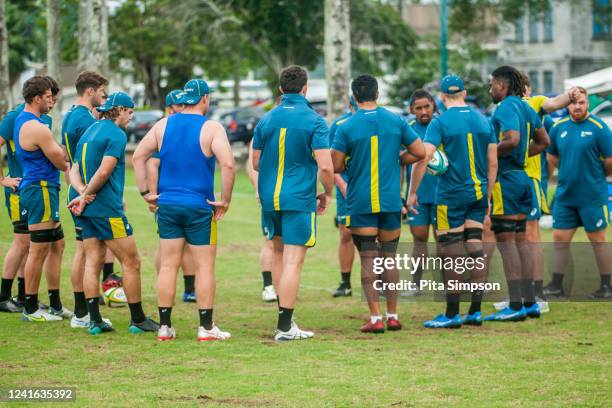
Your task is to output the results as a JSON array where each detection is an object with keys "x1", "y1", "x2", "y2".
[
  {"x1": 14, "y1": 76, "x2": 69, "y2": 322},
  {"x1": 133, "y1": 79, "x2": 236, "y2": 342}
]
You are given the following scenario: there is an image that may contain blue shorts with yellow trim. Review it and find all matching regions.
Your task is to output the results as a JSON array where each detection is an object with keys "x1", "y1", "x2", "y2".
[
  {"x1": 19, "y1": 182, "x2": 60, "y2": 225},
  {"x1": 335, "y1": 214, "x2": 351, "y2": 227},
  {"x1": 157, "y1": 205, "x2": 217, "y2": 246},
  {"x1": 408, "y1": 202, "x2": 436, "y2": 227},
  {"x1": 435, "y1": 199, "x2": 488, "y2": 231},
  {"x1": 4, "y1": 188, "x2": 26, "y2": 223},
  {"x1": 262, "y1": 210, "x2": 316, "y2": 247},
  {"x1": 527, "y1": 177, "x2": 550, "y2": 221},
  {"x1": 336, "y1": 186, "x2": 348, "y2": 218},
  {"x1": 553, "y1": 203, "x2": 609, "y2": 233},
  {"x1": 491, "y1": 170, "x2": 532, "y2": 217},
  {"x1": 81, "y1": 215, "x2": 133, "y2": 240},
  {"x1": 349, "y1": 212, "x2": 401, "y2": 230}
]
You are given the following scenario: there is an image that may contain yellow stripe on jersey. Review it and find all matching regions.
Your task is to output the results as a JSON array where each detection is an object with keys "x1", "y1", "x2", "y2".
[
  {"x1": 336, "y1": 118, "x2": 349, "y2": 126},
  {"x1": 524, "y1": 123, "x2": 530, "y2": 165},
  {"x1": 81, "y1": 143, "x2": 88, "y2": 183},
  {"x1": 370, "y1": 135, "x2": 380, "y2": 213},
  {"x1": 9, "y1": 194, "x2": 20, "y2": 222},
  {"x1": 273, "y1": 128, "x2": 286, "y2": 211},
  {"x1": 467, "y1": 133, "x2": 483, "y2": 200},
  {"x1": 305, "y1": 212, "x2": 316, "y2": 247},
  {"x1": 553, "y1": 117, "x2": 570, "y2": 128},
  {"x1": 64, "y1": 132, "x2": 73, "y2": 163},
  {"x1": 604, "y1": 205, "x2": 609, "y2": 222},
  {"x1": 109, "y1": 217, "x2": 127, "y2": 239},
  {"x1": 210, "y1": 218, "x2": 218, "y2": 245},
  {"x1": 588, "y1": 117, "x2": 603, "y2": 129},
  {"x1": 492, "y1": 182, "x2": 504, "y2": 215},
  {"x1": 436, "y1": 205, "x2": 449, "y2": 231},
  {"x1": 9, "y1": 140, "x2": 15, "y2": 153},
  {"x1": 40, "y1": 180, "x2": 50, "y2": 222}
]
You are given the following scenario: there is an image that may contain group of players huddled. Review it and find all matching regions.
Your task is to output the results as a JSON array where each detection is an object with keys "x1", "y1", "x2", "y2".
[{"x1": 0, "y1": 64, "x2": 610, "y2": 341}]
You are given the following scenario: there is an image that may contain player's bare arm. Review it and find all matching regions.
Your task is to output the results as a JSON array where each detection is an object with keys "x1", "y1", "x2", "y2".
[
  {"x1": 487, "y1": 143, "x2": 498, "y2": 205},
  {"x1": 28, "y1": 121, "x2": 68, "y2": 172},
  {"x1": 133, "y1": 117, "x2": 167, "y2": 196},
  {"x1": 0, "y1": 138, "x2": 20, "y2": 191},
  {"x1": 528, "y1": 126, "x2": 550, "y2": 156},
  {"x1": 407, "y1": 142, "x2": 436, "y2": 213},
  {"x1": 206, "y1": 120, "x2": 236, "y2": 220},
  {"x1": 314, "y1": 149, "x2": 334, "y2": 215},
  {"x1": 497, "y1": 130, "x2": 520, "y2": 156}
]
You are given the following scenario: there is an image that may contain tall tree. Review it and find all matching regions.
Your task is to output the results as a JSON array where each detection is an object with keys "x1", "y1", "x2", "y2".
[
  {"x1": 79, "y1": 0, "x2": 108, "y2": 75},
  {"x1": 325, "y1": 0, "x2": 351, "y2": 121},
  {"x1": 47, "y1": 0, "x2": 61, "y2": 139},
  {"x1": 0, "y1": 0, "x2": 10, "y2": 117}
]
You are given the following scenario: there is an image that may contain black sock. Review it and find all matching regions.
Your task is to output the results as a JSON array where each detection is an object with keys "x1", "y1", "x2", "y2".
[
  {"x1": 445, "y1": 293, "x2": 460, "y2": 318},
  {"x1": 199, "y1": 308, "x2": 213, "y2": 330},
  {"x1": 102, "y1": 263, "x2": 114, "y2": 281},
  {"x1": 469, "y1": 290, "x2": 483, "y2": 314},
  {"x1": 73, "y1": 292, "x2": 87, "y2": 318},
  {"x1": 534, "y1": 280, "x2": 543, "y2": 297},
  {"x1": 86, "y1": 297, "x2": 102, "y2": 323},
  {"x1": 184, "y1": 275, "x2": 195, "y2": 293},
  {"x1": 552, "y1": 272, "x2": 564, "y2": 288},
  {"x1": 128, "y1": 302, "x2": 146, "y2": 324},
  {"x1": 277, "y1": 306, "x2": 294, "y2": 331},
  {"x1": 25, "y1": 294, "x2": 38, "y2": 314},
  {"x1": 48, "y1": 289, "x2": 62, "y2": 310},
  {"x1": 413, "y1": 266, "x2": 423, "y2": 286},
  {"x1": 341, "y1": 271, "x2": 351, "y2": 287},
  {"x1": 0, "y1": 278, "x2": 13, "y2": 301},
  {"x1": 601, "y1": 275, "x2": 610, "y2": 288},
  {"x1": 521, "y1": 279, "x2": 536, "y2": 307},
  {"x1": 508, "y1": 280, "x2": 523, "y2": 311},
  {"x1": 159, "y1": 306, "x2": 172, "y2": 327},
  {"x1": 262, "y1": 271, "x2": 272, "y2": 287},
  {"x1": 17, "y1": 278, "x2": 25, "y2": 302}
]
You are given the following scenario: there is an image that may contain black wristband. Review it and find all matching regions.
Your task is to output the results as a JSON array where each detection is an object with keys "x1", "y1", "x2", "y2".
[{"x1": 140, "y1": 190, "x2": 150, "y2": 197}]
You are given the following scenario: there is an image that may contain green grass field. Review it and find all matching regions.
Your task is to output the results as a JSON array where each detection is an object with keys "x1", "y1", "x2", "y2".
[{"x1": 0, "y1": 168, "x2": 610, "y2": 407}]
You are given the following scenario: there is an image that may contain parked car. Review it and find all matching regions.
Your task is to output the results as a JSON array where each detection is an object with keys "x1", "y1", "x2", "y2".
[
  {"x1": 213, "y1": 106, "x2": 266, "y2": 145},
  {"x1": 125, "y1": 109, "x2": 164, "y2": 143}
]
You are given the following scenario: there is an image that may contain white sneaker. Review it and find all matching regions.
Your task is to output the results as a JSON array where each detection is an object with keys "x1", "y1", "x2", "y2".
[
  {"x1": 157, "y1": 325, "x2": 177, "y2": 341},
  {"x1": 536, "y1": 297, "x2": 550, "y2": 313},
  {"x1": 262, "y1": 285, "x2": 278, "y2": 302},
  {"x1": 274, "y1": 321, "x2": 314, "y2": 341},
  {"x1": 49, "y1": 306, "x2": 74, "y2": 319},
  {"x1": 70, "y1": 314, "x2": 111, "y2": 328},
  {"x1": 197, "y1": 324, "x2": 231, "y2": 341},
  {"x1": 22, "y1": 308, "x2": 63, "y2": 322},
  {"x1": 494, "y1": 300, "x2": 509, "y2": 311}
]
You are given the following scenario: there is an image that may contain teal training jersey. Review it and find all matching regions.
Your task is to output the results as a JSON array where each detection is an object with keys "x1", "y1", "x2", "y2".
[
  {"x1": 406, "y1": 119, "x2": 437, "y2": 204},
  {"x1": 74, "y1": 120, "x2": 127, "y2": 217},
  {"x1": 332, "y1": 107, "x2": 419, "y2": 215},
  {"x1": 61, "y1": 105, "x2": 96, "y2": 165},
  {"x1": 425, "y1": 106, "x2": 496, "y2": 205},
  {"x1": 0, "y1": 104, "x2": 52, "y2": 180},
  {"x1": 548, "y1": 114, "x2": 612, "y2": 207},
  {"x1": 329, "y1": 111, "x2": 352, "y2": 184},
  {"x1": 491, "y1": 96, "x2": 543, "y2": 173},
  {"x1": 253, "y1": 93, "x2": 329, "y2": 212}
]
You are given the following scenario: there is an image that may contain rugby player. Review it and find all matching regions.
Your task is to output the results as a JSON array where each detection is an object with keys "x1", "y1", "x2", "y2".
[
  {"x1": 409, "y1": 75, "x2": 497, "y2": 328},
  {"x1": 329, "y1": 96, "x2": 358, "y2": 298},
  {"x1": 146, "y1": 89, "x2": 198, "y2": 303},
  {"x1": 486, "y1": 66, "x2": 549, "y2": 322},
  {"x1": 69, "y1": 92, "x2": 159, "y2": 335},
  {"x1": 332, "y1": 74, "x2": 425, "y2": 333},
  {"x1": 543, "y1": 87, "x2": 612, "y2": 299},
  {"x1": 133, "y1": 79, "x2": 235, "y2": 341},
  {"x1": 15, "y1": 76, "x2": 70, "y2": 321},
  {"x1": 252, "y1": 65, "x2": 334, "y2": 341}
]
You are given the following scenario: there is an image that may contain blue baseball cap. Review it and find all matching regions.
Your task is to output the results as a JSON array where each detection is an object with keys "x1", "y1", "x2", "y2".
[
  {"x1": 440, "y1": 74, "x2": 465, "y2": 94},
  {"x1": 97, "y1": 92, "x2": 134, "y2": 112},
  {"x1": 165, "y1": 89, "x2": 186, "y2": 107},
  {"x1": 182, "y1": 79, "x2": 210, "y2": 105}
]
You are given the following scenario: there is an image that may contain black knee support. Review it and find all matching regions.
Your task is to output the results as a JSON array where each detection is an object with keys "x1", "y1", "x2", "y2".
[
  {"x1": 464, "y1": 228, "x2": 483, "y2": 241},
  {"x1": 491, "y1": 218, "x2": 516, "y2": 234},
  {"x1": 438, "y1": 231, "x2": 463, "y2": 246},
  {"x1": 515, "y1": 219, "x2": 527, "y2": 233},
  {"x1": 467, "y1": 249, "x2": 485, "y2": 259},
  {"x1": 12, "y1": 221, "x2": 28, "y2": 235},
  {"x1": 30, "y1": 226, "x2": 64, "y2": 243},
  {"x1": 351, "y1": 234, "x2": 377, "y2": 252},
  {"x1": 75, "y1": 227, "x2": 83, "y2": 241},
  {"x1": 379, "y1": 237, "x2": 399, "y2": 254}
]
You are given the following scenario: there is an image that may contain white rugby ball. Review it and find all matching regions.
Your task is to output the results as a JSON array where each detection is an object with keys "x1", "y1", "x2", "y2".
[
  {"x1": 426, "y1": 149, "x2": 449, "y2": 176},
  {"x1": 103, "y1": 287, "x2": 127, "y2": 307}
]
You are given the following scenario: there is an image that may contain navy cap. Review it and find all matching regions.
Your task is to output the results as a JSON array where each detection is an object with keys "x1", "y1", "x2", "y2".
[
  {"x1": 182, "y1": 79, "x2": 210, "y2": 105},
  {"x1": 440, "y1": 74, "x2": 465, "y2": 94},
  {"x1": 165, "y1": 89, "x2": 186, "y2": 107},
  {"x1": 97, "y1": 92, "x2": 134, "y2": 112}
]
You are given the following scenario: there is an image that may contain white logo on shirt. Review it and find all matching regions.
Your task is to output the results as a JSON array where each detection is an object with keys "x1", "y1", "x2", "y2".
[
  {"x1": 596, "y1": 219, "x2": 603, "y2": 228},
  {"x1": 560, "y1": 131, "x2": 568, "y2": 138},
  {"x1": 580, "y1": 131, "x2": 592, "y2": 138}
]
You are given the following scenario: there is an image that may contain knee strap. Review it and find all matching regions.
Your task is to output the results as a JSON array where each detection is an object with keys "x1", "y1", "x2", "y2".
[
  {"x1": 515, "y1": 219, "x2": 527, "y2": 233},
  {"x1": 464, "y1": 228, "x2": 483, "y2": 241},
  {"x1": 13, "y1": 221, "x2": 29, "y2": 235},
  {"x1": 438, "y1": 231, "x2": 463, "y2": 246},
  {"x1": 351, "y1": 234, "x2": 377, "y2": 252},
  {"x1": 491, "y1": 218, "x2": 516, "y2": 234},
  {"x1": 75, "y1": 227, "x2": 83, "y2": 241},
  {"x1": 380, "y1": 237, "x2": 399, "y2": 254},
  {"x1": 30, "y1": 226, "x2": 64, "y2": 243}
]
